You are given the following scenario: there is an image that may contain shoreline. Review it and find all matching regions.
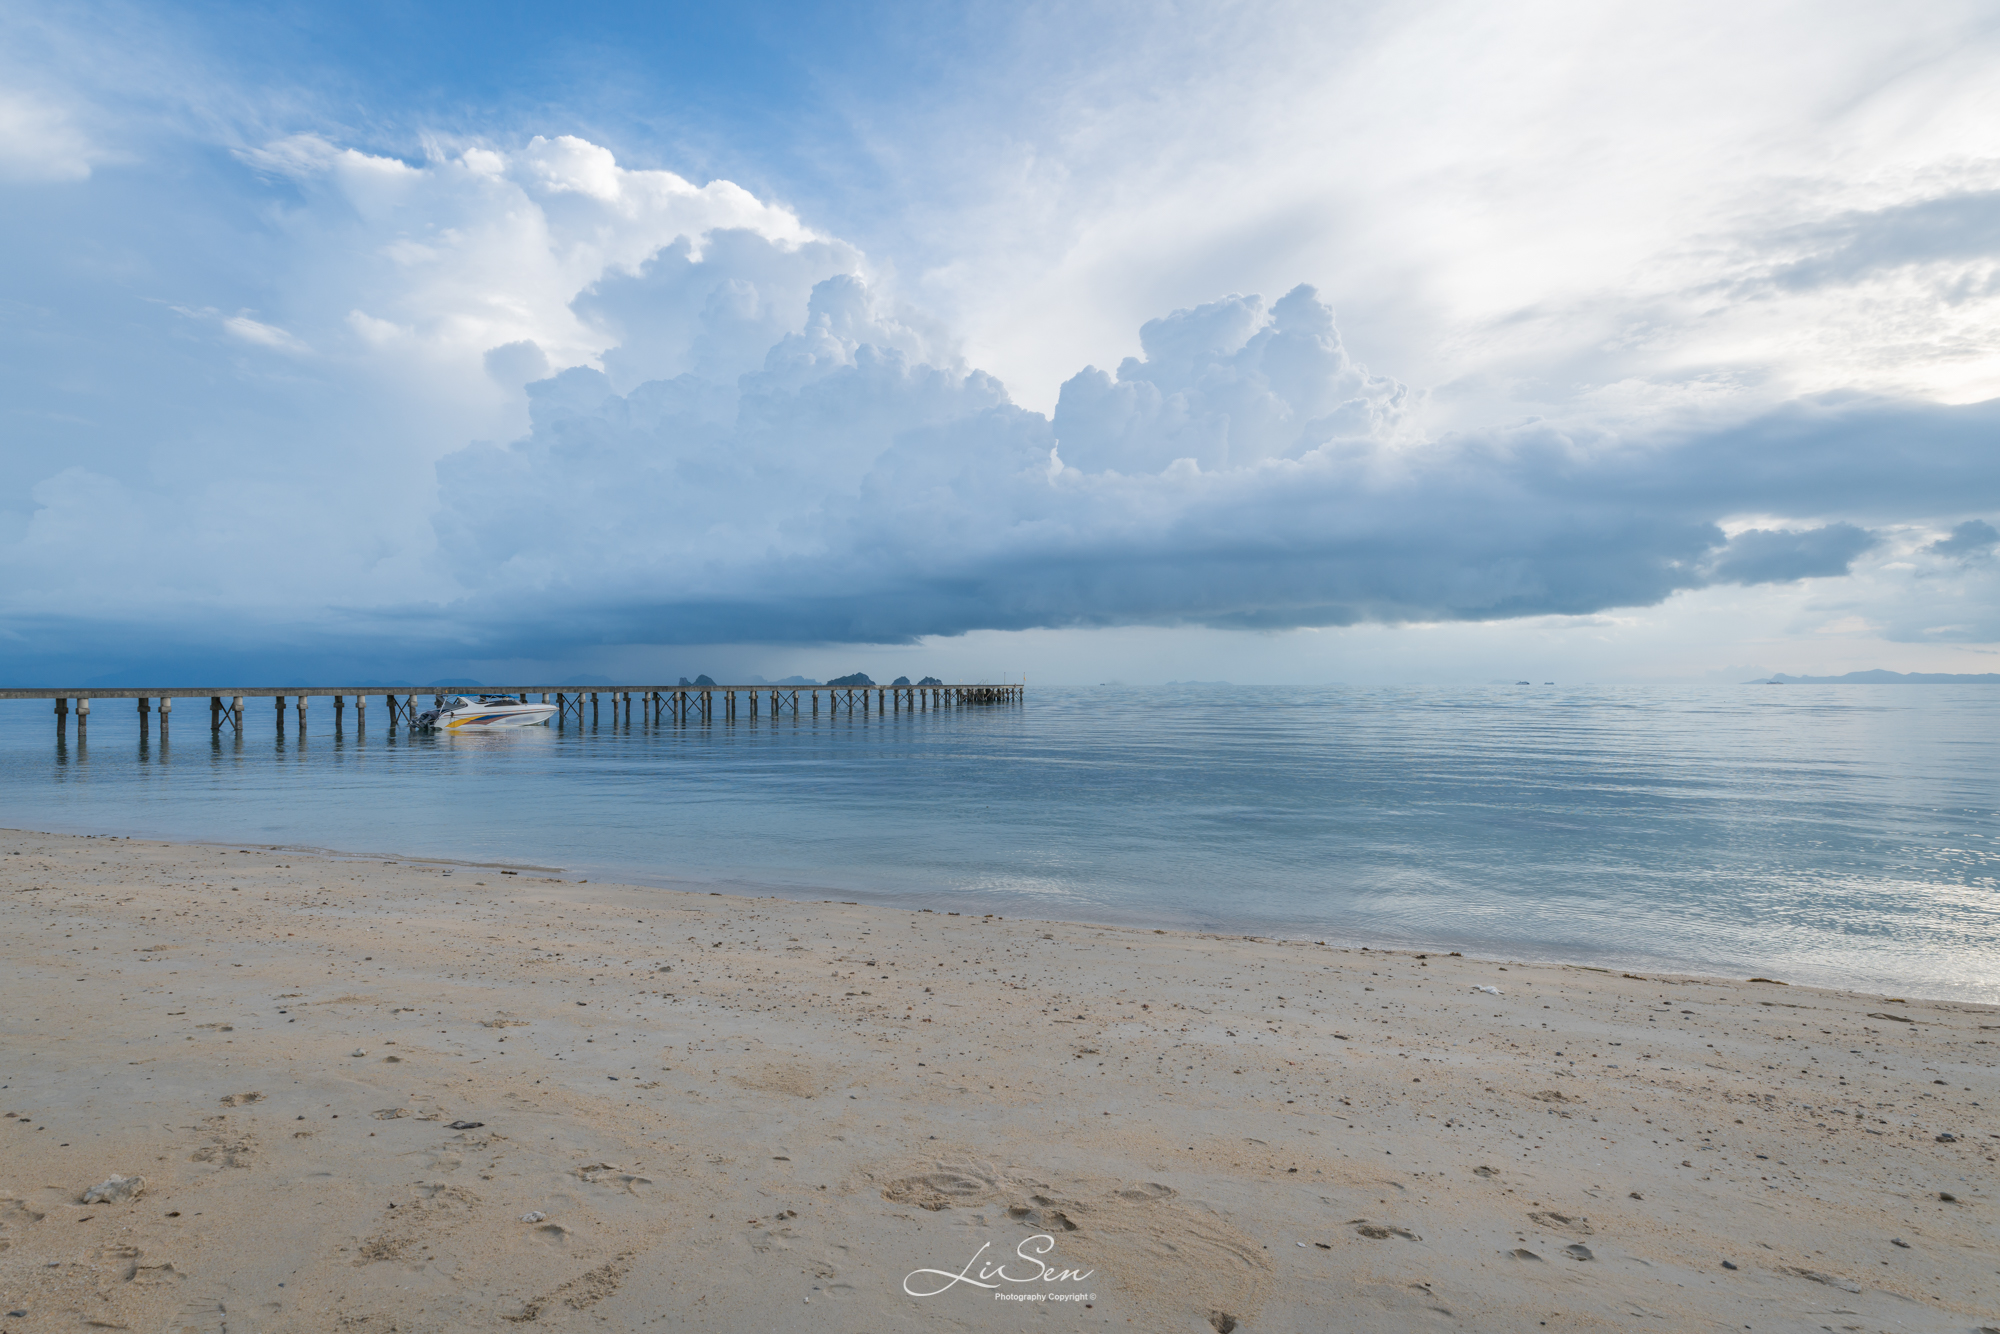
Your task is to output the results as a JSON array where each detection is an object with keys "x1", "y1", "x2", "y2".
[
  {"x1": 3, "y1": 827, "x2": 1995, "y2": 1331},
  {"x1": 7, "y1": 823, "x2": 1982, "y2": 1009}
]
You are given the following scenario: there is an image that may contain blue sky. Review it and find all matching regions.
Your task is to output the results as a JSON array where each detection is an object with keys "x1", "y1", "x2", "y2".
[{"x1": 4, "y1": 0, "x2": 2000, "y2": 685}]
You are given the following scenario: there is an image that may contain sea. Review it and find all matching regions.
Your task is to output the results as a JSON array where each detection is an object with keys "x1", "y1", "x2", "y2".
[{"x1": 2, "y1": 685, "x2": 1995, "y2": 1003}]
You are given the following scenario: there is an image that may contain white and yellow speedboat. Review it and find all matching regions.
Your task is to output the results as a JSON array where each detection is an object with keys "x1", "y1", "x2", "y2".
[{"x1": 416, "y1": 695, "x2": 557, "y2": 731}]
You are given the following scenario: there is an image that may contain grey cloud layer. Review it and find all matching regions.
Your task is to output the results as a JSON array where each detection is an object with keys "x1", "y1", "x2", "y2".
[
  {"x1": 428, "y1": 269, "x2": 2000, "y2": 650},
  {"x1": 1927, "y1": 519, "x2": 1998, "y2": 560},
  {"x1": 1761, "y1": 190, "x2": 2000, "y2": 293}
]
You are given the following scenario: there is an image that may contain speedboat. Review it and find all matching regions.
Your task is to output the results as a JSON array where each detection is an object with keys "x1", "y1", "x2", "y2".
[{"x1": 415, "y1": 695, "x2": 556, "y2": 731}]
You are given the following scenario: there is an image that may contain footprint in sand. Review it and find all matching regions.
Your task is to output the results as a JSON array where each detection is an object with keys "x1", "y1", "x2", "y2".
[{"x1": 1353, "y1": 1223, "x2": 1419, "y2": 1241}]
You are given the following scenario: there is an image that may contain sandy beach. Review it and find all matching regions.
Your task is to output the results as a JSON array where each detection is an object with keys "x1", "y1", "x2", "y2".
[{"x1": 0, "y1": 828, "x2": 1993, "y2": 1332}]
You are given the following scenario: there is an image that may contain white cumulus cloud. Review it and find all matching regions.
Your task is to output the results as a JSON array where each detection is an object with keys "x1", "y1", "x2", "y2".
[
  {"x1": 426, "y1": 269, "x2": 2000, "y2": 653},
  {"x1": 5, "y1": 127, "x2": 1998, "y2": 682}
]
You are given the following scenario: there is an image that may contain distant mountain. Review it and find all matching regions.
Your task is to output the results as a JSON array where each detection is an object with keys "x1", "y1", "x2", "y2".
[
  {"x1": 826, "y1": 672, "x2": 875, "y2": 686},
  {"x1": 425, "y1": 678, "x2": 484, "y2": 687},
  {"x1": 1748, "y1": 670, "x2": 2000, "y2": 684}
]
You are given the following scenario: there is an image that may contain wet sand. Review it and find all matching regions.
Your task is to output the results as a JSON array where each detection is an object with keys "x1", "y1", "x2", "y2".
[{"x1": 0, "y1": 828, "x2": 1994, "y2": 1332}]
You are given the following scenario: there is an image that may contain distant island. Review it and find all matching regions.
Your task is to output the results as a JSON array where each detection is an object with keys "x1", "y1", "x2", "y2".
[{"x1": 1748, "y1": 670, "x2": 2000, "y2": 684}]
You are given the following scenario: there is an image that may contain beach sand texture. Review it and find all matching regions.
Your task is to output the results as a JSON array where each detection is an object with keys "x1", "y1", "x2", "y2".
[{"x1": 0, "y1": 830, "x2": 1994, "y2": 1332}]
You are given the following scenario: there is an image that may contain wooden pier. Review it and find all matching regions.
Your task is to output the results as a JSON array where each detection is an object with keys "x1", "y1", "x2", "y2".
[{"x1": 1, "y1": 684, "x2": 1023, "y2": 734}]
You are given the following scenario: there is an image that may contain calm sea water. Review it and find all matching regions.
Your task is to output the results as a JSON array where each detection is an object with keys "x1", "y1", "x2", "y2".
[{"x1": 3, "y1": 686, "x2": 1995, "y2": 1002}]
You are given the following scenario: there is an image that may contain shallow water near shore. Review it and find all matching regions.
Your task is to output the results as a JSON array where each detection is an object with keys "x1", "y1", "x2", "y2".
[{"x1": 2, "y1": 684, "x2": 1996, "y2": 1000}]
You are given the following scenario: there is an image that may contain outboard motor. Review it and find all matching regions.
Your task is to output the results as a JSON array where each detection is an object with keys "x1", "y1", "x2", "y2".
[{"x1": 413, "y1": 695, "x2": 454, "y2": 729}]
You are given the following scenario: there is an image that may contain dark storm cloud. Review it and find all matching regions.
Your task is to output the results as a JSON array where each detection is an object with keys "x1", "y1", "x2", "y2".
[{"x1": 1705, "y1": 524, "x2": 1877, "y2": 585}]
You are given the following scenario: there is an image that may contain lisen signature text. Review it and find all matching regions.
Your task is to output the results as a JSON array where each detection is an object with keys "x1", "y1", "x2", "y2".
[{"x1": 903, "y1": 1234, "x2": 1096, "y2": 1298}]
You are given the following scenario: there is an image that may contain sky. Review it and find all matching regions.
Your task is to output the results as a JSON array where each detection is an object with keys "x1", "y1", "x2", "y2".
[{"x1": 3, "y1": 0, "x2": 1999, "y2": 686}]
